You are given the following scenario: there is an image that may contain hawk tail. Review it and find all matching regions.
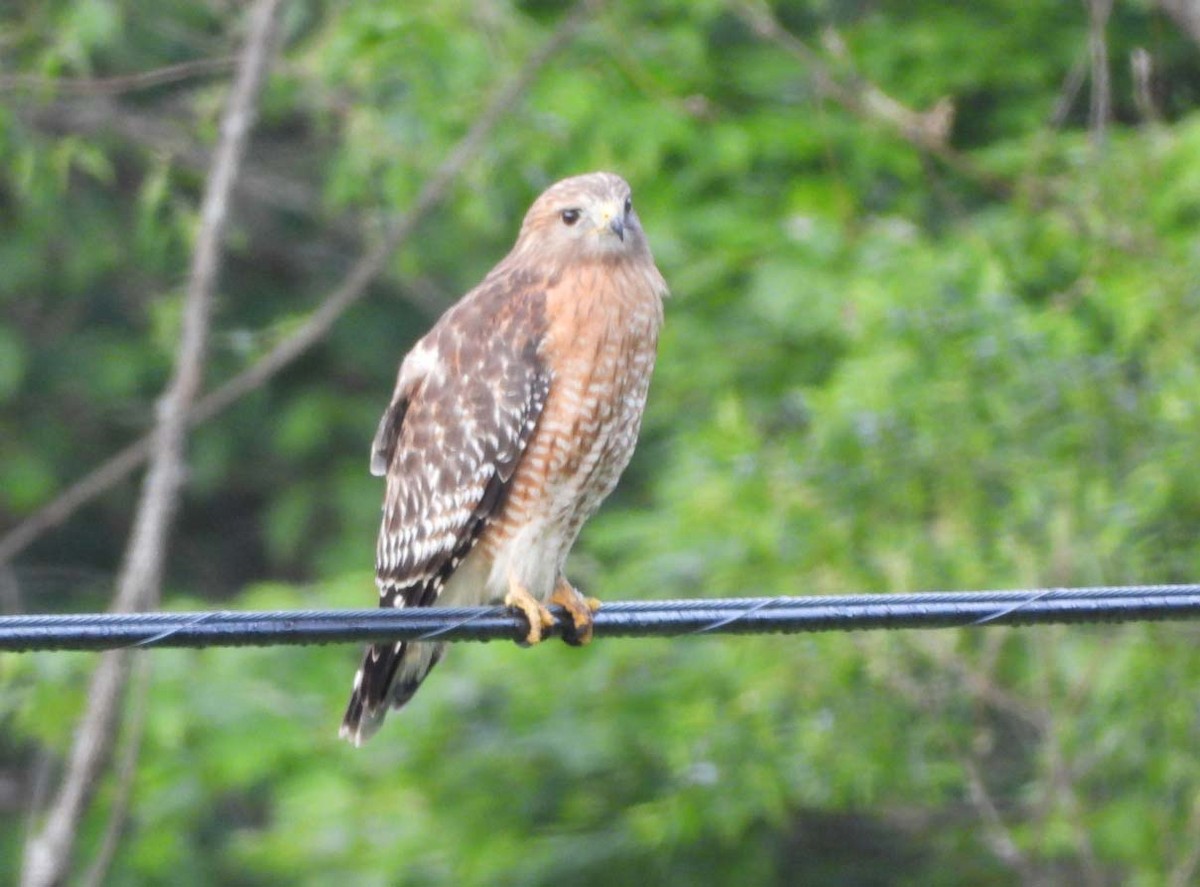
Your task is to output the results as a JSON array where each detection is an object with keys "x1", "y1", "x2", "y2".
[{"x1": 339, "y1": 640, "x2": 446, "y2": 745}]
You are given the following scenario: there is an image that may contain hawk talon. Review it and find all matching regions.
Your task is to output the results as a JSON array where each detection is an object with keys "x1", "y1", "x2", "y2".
[
  {"x1": 505, "y1": 579, "x2": 555, "y2": 646},
  {"x1": 551, "y1": 579, "x2": 601, "y2": 647}
]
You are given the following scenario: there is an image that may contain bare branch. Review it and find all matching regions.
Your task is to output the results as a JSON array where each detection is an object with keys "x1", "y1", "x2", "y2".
[
  {"x1": 1085, "y1": 0, "x2": 1114, "y2": 146},
  {"x1": 1158, "y1": 0, "x2": 1200, "y2": 46},
  {"x1": 959, "y1": 753, "x2": 1039, "y2": 882},
  {"x1": 19, "y1": 2, "x2": 285, "y2": 883},
  {"x1": 79, "y1": 657, "x2": 152, "y2": 887},
  {"x1": 1031, "y1": 634, "x2": 1104, "y2": 887},
  {"x1": 0, "y1": 563, "x2": 22, "y2": 614},
  {"x1": 819, "y1": 28, "x2": 955, "y2": 153},
  {"x1": 1050, "y1": 51, "x2": 1090, "y2": 129},
  {"x1": 118, "y1": 1, "x2": 283, "y2": 615},
  {"x1": 23, "y1": 97, "x2": 331, "y2": 225},
  {"x1": 0, "y1": 56, "x2": 235, "y2": 96},
  {"x1": 1168, "y1": 792, "x2": 1200, "y2": 887},
  {"x1": 20, "y1": 652, "x2": 131, "y2": 887},
  {"x1": 867, "y1": 633, "x2": 1044, "y2": 881},
  {"x1": 734, "y1": 3, "x2": 1009, "y2": 196},
  {"x1": 0, "y1": 0, "x2": 603, "y2": 566},
  {"x1": 0, "y1": 441, "x2": 155, "y2": 565},
  {"x1": 1131, "y1": 48, "x2": 1161, "y2": 124}
]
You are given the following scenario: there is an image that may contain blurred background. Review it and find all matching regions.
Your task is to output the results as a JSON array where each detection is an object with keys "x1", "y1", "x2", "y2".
[{"x1": 4, "y1": 0, "x2": 1200, "y2": 883}]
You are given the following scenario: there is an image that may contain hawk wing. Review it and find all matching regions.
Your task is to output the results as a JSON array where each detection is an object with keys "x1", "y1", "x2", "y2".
[{"x1": 341, "y1": 280, "x2": 551, "y2": 744}]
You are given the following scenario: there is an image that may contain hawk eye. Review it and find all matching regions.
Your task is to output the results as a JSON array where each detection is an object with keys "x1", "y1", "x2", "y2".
[
  {"x1": 624, "y1": 197, "x2": 633, "y2": 215},
  {"x1": 560, "y1": 208, "x2": 581, "y2": 226}
]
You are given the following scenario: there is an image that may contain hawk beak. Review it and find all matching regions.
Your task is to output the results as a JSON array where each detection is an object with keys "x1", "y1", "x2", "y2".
[{"x1": 597, "y1": 204, "x2": 626, "y2": 241}]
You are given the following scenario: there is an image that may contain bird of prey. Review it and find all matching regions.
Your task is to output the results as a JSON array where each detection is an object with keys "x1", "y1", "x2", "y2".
[{"x1": 340, "y1": 171, "x2": 668, "y2": 744}]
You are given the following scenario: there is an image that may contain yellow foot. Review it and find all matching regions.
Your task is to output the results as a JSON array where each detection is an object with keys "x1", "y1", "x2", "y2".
[
  {"x1": 551, "y1": 577, "x2": 601, "y2": 646},
  {"x1": 504, "y1": 575, "x2": 555, "y2": 646}
]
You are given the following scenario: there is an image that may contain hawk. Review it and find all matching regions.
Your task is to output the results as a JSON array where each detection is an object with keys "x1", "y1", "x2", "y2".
[{"x1": 340, "y1": 171, "x2": 668, "y2": 744}]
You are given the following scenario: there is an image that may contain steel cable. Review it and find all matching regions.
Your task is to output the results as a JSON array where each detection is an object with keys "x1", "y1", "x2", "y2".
[{"x1": 1, "y1": 584, "x2": 1198, "y2": 652}]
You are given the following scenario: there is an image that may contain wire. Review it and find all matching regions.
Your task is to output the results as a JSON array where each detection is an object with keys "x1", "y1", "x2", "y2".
[{"x1": 2, "y1": 584, "x2": 1199, "y2": 652}]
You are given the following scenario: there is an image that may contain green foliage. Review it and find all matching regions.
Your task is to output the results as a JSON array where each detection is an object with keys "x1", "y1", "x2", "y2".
[{"x1": 4, "y1": 0, "x2": 1200, "y2": 883}]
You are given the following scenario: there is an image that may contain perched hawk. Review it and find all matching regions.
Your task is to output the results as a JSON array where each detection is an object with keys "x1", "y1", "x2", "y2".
[{"x1": 340, "y1": 171, "x2": 668, "y2": 744}]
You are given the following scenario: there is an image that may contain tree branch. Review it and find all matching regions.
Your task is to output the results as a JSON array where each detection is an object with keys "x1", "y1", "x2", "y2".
[
  {"x1": 0, "y1": 56, "x2": 235, "y2": 96},
  {"x1": 959, "y1": 752, "x2": 1039, "y2": 881},
  {"x1": 1085, "y1": 0, "x2": 1114, "y2": 146},
  {"x1": 1032, "y1": 635, "x2": 1105, "y2": 887},
  {"x1": 1050, "y1": 50, "x2": 1090, "y2": 129},
  {"x1": 1168, "y1": 792, "x2": 1200, "y2": 887},
  {"x1": 18, "y1": 2, "x2": 285, "y2": 883},
  {"x1": 79, "y1": 656, "x2": 152, "y2": 887},
  {"x1": 1131, "y1": 48, "x2": 1161, "y2": 124},
  {"x1": 735, "y1": 2, "x2": 1011, "y2": 197},
  {"x1": 23, "y1": 97, "x2": 336, "y2": 227},
  {"x1": 1157, "y1": 0, "x2": 1200, "y2": 46},
  {"x1": 0, "y1": 0, "x2": 603, "y2": 566}
]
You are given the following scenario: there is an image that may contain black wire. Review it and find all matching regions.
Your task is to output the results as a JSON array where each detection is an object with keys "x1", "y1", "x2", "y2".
[{"x1": 2, "y1": 585, "x2": 1199, "y2": 652}]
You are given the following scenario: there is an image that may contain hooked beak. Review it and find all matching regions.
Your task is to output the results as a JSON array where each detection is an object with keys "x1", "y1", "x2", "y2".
[{"x1": 596, "y1": 202, "x2": 627, "y2": 242}]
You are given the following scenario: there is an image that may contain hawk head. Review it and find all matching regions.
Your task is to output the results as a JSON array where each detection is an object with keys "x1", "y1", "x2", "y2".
[{"x1": 514, "y1": 171, "x2": 652, "y2": 264}]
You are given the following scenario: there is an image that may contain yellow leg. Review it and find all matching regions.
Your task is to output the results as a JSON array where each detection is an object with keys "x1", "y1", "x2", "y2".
[
  {"x1": 551, "y1": 577, "x2": 601, "y2": 646},
  {"x1": 504, "y1": 573, "x2": 555, "y2": 646}
]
